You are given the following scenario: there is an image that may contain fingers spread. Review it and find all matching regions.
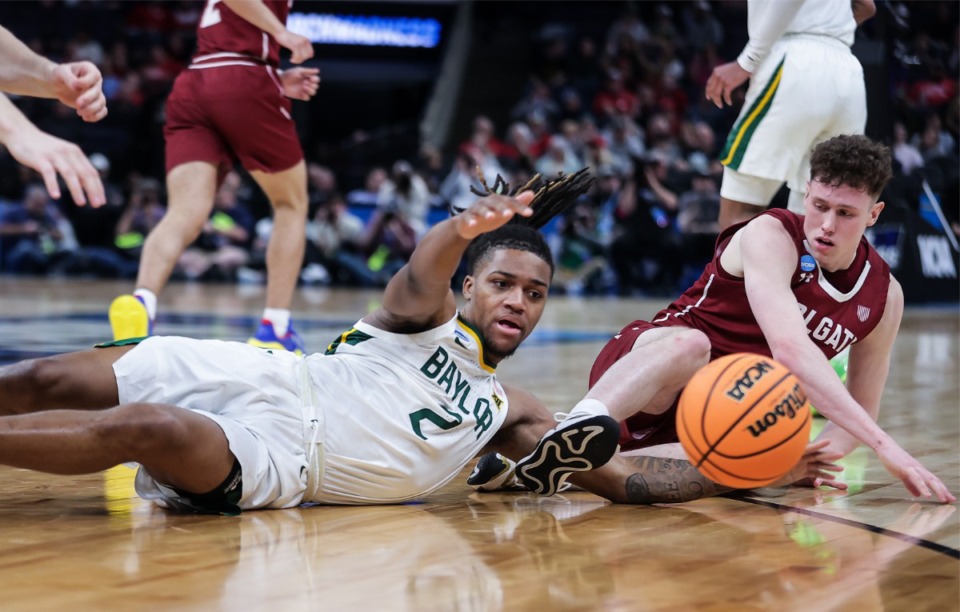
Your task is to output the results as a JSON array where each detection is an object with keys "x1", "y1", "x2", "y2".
[{"x1": 37, "y1": 163, "x2": 61, "y2": 200}]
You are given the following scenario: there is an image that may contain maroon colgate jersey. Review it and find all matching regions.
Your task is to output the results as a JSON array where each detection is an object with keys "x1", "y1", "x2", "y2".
[
  {"x1": 193, "y1": 0, "x2": 292, "y2": 67},
  {"x1": 652, "y1": 209, "x2": 891, "y2": 360}
]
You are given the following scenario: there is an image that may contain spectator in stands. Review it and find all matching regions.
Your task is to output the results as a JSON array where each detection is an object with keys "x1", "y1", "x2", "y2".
[
  {"x1": 108, "y1": 176, "x2": 165, "y2": 275},
  {"x1": 66, "y1": 153, "x2": 126, "y2": 249},
  {"x1": 682, "y1": 1, "x2": 724, "y2": 53},
  {"x1": 675, "y1": 169, "x2": 721, "y2": 271},
  {"x1": 592, "y1": 70, "x2": 639, "y2": 124},
  {"x1": 346, "y1": 167, "x2": 388, "y2": 209},
  {"x1": 601, "y1": 114, "x2": 645, "y2": 174},
  {"x1": 535, "y1": 136, "x2": 583, "y2": 178},
  {"x1": 377, "y1": 160, "x2": 431, "y2": 237},
  {"x1": 609, "y1": 156, "x2": 684, "y2": 296},
  {"x1": 461, "y1": 115, "x2": 512, "y2": 161},
  {"x1": 440, "y1": 150, "x2": 484, "y2": 215},
  {"x1": 554, "y1": 202, "x2": 610, "y2": 296},
  {"x1": 914, "y1": 114, "x2": 957, "y2": 163},
  {"x1": 892, "y1": 122, "x2": 925, "y2": 176},
  {"x1": 0, "y1": 184, "x2": 78, "y2": 275},
  {"x1": 511, "y1": 78, "x2": 560, "y2": 126},
  {"x1": 361, "y1": 201, "x2": 418, "y2": 284},
  {"x1": 307, "y1": 162, "x2": 338, "y2": 216},
  {"x1": 303, "y1": 192, "x2": 373, "y2": 286}
]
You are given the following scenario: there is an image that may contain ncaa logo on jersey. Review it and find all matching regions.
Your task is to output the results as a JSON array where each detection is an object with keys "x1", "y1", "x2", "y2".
[
  {"x1": 857, "y1": 305, "x2": 871, "y2": 322},
  {"x1": 798, "y1": 255, "x2": 816, "y2": 283}
]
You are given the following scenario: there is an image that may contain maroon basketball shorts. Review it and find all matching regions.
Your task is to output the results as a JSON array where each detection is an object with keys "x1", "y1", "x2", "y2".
[
  {"x1": 164, "y1": 65, "x2": 303, "y2": 176},
  {"x1": 589, "y1": 319, "x2": 682, "y2": 452}
]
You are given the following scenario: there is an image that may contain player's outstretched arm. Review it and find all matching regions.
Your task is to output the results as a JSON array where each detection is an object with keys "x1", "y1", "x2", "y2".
[
  {"x1": 740, "y1": 217, "x2": 955, "y2": 503},
  {"x1": 0, "y1": 93, "x2": 105, "y2": 206},
  {"x1": 370, "y1": 191, "x2": 534, "y2": 330},
  {"x1": 0, "y1": 26, "x2": 106, "y2": 122},
  {"x1": 573, "y1": 451, "x2": 733, "y2": 504}
]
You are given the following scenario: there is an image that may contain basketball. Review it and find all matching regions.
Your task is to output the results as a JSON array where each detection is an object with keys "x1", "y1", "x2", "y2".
[{"x1": 677, "y1": 353, "x2": 812, "y2": 489}]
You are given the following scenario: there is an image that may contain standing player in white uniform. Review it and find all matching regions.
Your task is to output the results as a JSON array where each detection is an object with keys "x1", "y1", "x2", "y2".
[
  {"x1": 0, "y1": 171, "x2": 620, "y2": 512},
  {"x1": 707, "y1": 0, "x2": 876, "y2": 229}
]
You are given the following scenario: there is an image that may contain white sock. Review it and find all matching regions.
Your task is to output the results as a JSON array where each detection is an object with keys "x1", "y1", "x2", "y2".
[
  {"x1": 263, "y1": 308, "x2": 290, "y2": 336},
  {"x1": 568, "y1": 398, "x2": 610, "y2": 419},
  {"x1": 133, "y1": 288, "x2": 157, "y2": 320}
]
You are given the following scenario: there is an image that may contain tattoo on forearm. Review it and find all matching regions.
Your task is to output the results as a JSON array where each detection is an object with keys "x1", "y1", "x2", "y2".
[{"x1": 624, "y1": 456, "x2": 731, "y2": 503}]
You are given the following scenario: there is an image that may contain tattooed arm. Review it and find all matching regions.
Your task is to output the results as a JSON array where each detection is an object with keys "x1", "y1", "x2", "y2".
[
  {"x1": 571, "y1": 450, "x2": 733, "y2": 504},
  {"x1": 620, "y1": 455, "x2": 733, "y2": 503}
]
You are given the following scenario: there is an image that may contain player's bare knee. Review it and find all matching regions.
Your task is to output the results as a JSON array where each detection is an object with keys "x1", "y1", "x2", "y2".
[
  {"x1": 97, "y1": 404, "x2": 192, "y2": 458},
  {"x1": 270, "y1": 196, "x2": 307, "y2": 216},
  {"x1": 4, "y1": 357, "x2": 66, "y2": 413},
  {"x1": 673, "y1": 329, "x2": 711, "y2": 367}
]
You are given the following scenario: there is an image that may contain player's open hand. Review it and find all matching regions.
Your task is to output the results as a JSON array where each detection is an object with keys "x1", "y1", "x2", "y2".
[
  {"x1": 280, "y1": 67, "x2": 320, "y2": 101},
  {"x1": 52, "y1": 61, "x2": 107, "y2": 122},
  {"x1": 705, "y1": 60, "x2": 751, "y2": 108},
  {"x1": 876, "y1": 441, "x2": 956, "y2": 503},
  {"x1": 772, "y1": 440, "x2": 847, "y2": 490},
  {"x1": 455, "y1": 191, "x2": 534, "y2": 240},
  {"x1": 277, "y1": 29, "x2": 314, "y2": 64},
  {"x1": 5, "y1": 125, "x2": 105, "y2": 206}
]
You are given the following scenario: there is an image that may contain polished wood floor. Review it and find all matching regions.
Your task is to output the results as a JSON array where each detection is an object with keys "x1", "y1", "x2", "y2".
[{"x1": 0, "y1": 276, "x2": 956, "y2": 610}]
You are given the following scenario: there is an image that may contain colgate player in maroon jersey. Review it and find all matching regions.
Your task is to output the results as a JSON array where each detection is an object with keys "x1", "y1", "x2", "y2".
[
  {"x1": 109, "y1": 0, "x2": 320, "y2": 354},
  {"x1": 499, "y1": 135, "x2": 954, "y2": 504}
]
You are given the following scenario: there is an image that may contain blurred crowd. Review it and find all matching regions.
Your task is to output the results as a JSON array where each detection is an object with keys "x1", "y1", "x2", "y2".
[{"x1": 0, "y1": 1, "x2": 956, "y2": 296}]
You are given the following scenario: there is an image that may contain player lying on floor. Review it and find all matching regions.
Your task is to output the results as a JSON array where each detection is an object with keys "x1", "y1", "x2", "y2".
[{"x1": 0, "y1": 170, "x2": 632, "y2": 513}]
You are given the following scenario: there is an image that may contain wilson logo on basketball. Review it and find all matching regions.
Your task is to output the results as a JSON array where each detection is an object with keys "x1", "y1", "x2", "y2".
[
  {"x1": 724, "y1": 360, "x2": 773, "y2": 401},
  {"x1": 746, "y1": 383, "x2": 808, "y2": 438}
]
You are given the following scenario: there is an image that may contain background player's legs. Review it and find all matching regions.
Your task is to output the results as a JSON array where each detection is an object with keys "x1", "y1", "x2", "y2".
[
  {"x1": 0, "y1": 402, "x2": 234, "y2": 494},
  {"x1": 137, "y1": 161, "x2": 218, "y2": 296},
  {"x1": 0, "y1": 346, "x2": 134, "y2": 415},
  {"x1": 110, "y1": 162, "x2": 218, "y2": 340},
  {"x1": 718, "y1": 167, "x2": 784, "y2": 229},
  {"x1": 247, "y1": 161, "x2": 308, "y2": 349},
  {"x1": 719, "y1": 196, "x2": 766, "y2": 230}
]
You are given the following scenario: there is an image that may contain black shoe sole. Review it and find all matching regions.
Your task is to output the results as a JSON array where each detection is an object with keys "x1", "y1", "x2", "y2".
[
  {"x1": 516, "y1": 415, "x2": 620, "y2": 496},
  {"x1": 467, "y1": 452, "x2": 511, "y2": 487}
]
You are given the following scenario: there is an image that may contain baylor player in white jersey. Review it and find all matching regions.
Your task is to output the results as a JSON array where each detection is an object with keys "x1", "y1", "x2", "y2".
[
  {"x1": 304, "y1": 314, "x2": 511, "y2": 504},
  {"x1": 706, "y1": 0, "x2": 876, "y2": 229},
  {"x1": 0, "y1": 170, "x2": 621, "y2": 513}
]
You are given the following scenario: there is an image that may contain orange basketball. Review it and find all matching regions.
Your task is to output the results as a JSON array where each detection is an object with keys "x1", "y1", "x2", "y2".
[{"x1": 677, "y1": 353, "x2": 812, "y2": 489}]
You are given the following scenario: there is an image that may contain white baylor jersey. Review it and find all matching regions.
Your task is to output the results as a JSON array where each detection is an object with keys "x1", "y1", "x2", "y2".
[
  {"x1": 303, "y1": 313, "x2": 509, "y2": 504},
  {"x1": 750, "y1": 0, "x2": 855, "y2": 46}
]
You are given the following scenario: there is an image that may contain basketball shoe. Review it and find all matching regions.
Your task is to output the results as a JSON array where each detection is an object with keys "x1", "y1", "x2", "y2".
[
  {"x1": 468, "y1": 453, "x2": 526, "y2": 491},
  {"x1": 108, "y1": 294, "x2": 153, "y2": 340},
  {"x1": 247, "y1": 320, "x2": 306, "y2": 355},
  {"x1": 516, "y1": 414, "x2": 620, "y2": 496},
  {"x1": 468, "y1": 452, "x2": 575, "y2": 493}
]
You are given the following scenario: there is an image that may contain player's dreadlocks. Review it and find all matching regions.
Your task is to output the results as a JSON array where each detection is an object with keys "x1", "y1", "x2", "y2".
[{"x1": 463, "y1": 168, "x2": 595, "y2": 277}]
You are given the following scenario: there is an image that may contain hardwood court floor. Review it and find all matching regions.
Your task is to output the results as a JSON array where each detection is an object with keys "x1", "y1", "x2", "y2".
[{"x1": 0, "y1": 277, "x2": 956, "y2": 610}]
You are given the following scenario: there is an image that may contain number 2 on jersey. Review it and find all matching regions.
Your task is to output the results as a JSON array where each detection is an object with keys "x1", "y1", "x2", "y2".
[{"x1": 200, "y1": 0, "x2": 223, "y2": 29}]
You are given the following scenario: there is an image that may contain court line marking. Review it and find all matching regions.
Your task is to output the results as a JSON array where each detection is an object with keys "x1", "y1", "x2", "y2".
[{"x1": 737, "y1": 496, "x2": 960, "y2": 559}]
